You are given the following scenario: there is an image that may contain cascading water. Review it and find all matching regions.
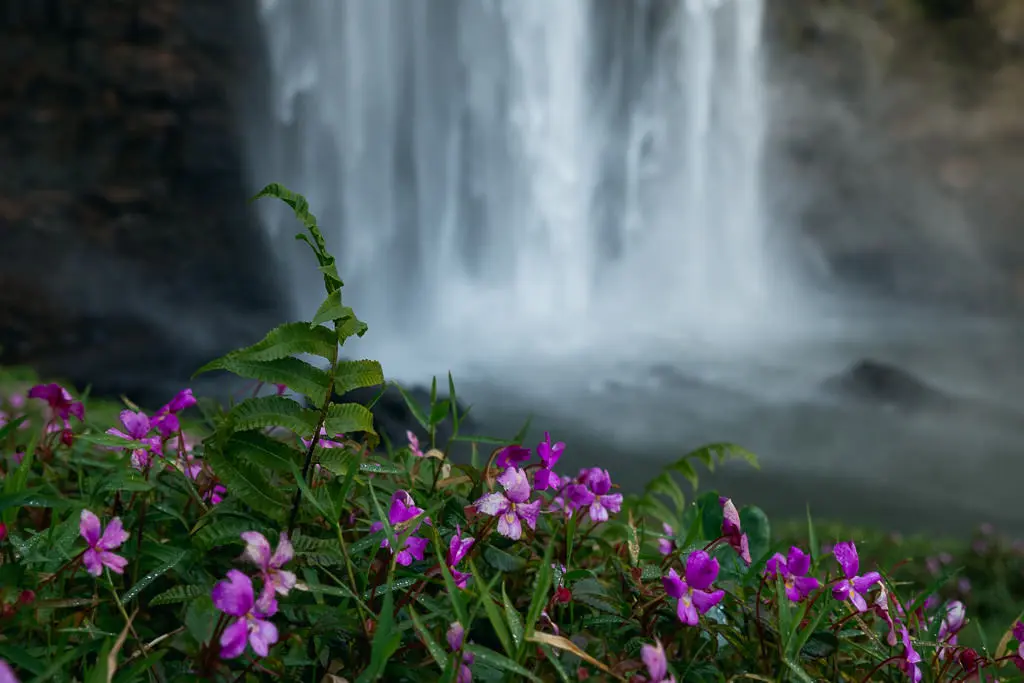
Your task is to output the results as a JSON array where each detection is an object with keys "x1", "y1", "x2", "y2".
[{"x1": 253, "y1": 0, "x2": 795, "y2": 382}]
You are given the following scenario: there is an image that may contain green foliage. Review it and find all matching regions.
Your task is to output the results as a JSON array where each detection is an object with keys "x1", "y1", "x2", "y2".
[{"x1": 1, "y1": 185, "x2": 1021, "y2": 682}]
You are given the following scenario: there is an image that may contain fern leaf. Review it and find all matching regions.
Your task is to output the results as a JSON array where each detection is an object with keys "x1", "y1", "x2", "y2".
[
  {"x1": 198, "y1": 356, "x2": 331, "y2": 404},
  {"x1": 334, "y1": 359, "x2": 384, "y2": 395},
  {"x1": 192, "y1": 517, "x2": 270, "y2": 551},
  {"x1": 225, "y1": 431, "x2": 305, "y2": 474},
  {"x1": 324, "y1": 402, "x2": 376, "y2": 439},
  {"x1": 194, "y1": 323, "x2": 337, "y2": 372},
  {"x1": 207, "y1": 447, "x2": 291, "y2": 520},
  {"x1": 149, "y1": 584, "x2": 207, "y2": 606},
  {"x1": 225, "y1": 396, "x2": 318, "y2": 435}
]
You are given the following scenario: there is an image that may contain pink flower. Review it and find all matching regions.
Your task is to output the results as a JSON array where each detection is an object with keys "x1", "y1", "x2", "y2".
[
  {"x1": 638, "y1": 639, "x2": 676, "y2": 683},
  {"x1": 79, "y1": 510, "x2": 129, "y2": 576},
  {"x1": 369, "y1": 490, "x2": 430, "y2": 566},
  {"x1": 899, "y1": 626, "x2": 923, "y2": 683},
  {"x1": 241, "y1": 531, "x2": 297, "y2": 605},
  {"x1": 28, "y1": 383, "x2": 84, "y2": 425},
  {"x1": 494, "y1": 444, "x2": 531, "y2": 469},
  {"x1": 447, "y1": 622, "x2": 474, "y2": 683},
  {"x1": 573, "y1": 468, "x2": 623, "y2": 523},
  {"x1": 830, "y1": 541, "x2": 881, "y2": 612},
  {"x1": 937, "y1": 600, "x2": 967, "y2": 660},
  {"x1": 0, "y1": 659, "x2": 19, "y2": 683},
  {"x1": 764, "y1": 547, "x2": 819, "y2": 602},
  {"x1": 662, "y1": 551, "x2": 725, "y2": 626},
  {"x1": 407, "y1": 431, "x2": 424, "y2": 458},
  {"x1": 719, "y1": 497, "x2": 752, "y2": 565},
  {"x1": 447, "y1": 525, "x2": 475, "y2": 589},
  {"x1": 302, "y1": 426, "x2": 346, "y2": 450},
  {"x1": 211, "y1": 570, "x2": 279, "y2": 659},
  {"x1": 106, "y1": 410, "x2": 160, "y2": 471},
  {"x1": 0, "y1": 523, "x2": 7, "y2": 542},
  {"x1": 533, "y1": 432, "x2": 564, "y2": 491},
  {"x1": 474, "y1": 468, "x2": 542, "y2": 541},
  {"x1": 163, "y1": 388, "x2": 196, "y2": 414}
]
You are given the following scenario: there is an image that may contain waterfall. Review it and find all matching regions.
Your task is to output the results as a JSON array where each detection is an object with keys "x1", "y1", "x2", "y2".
[{"x1": 253, "y1": 0, "x2": 786, "y2": 380}]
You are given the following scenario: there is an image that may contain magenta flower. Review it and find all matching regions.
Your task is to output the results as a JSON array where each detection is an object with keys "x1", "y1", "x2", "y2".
[
  {"x1": 937, "y1": 600, "x2": 967, "y2": 660},
  {"x1": 163, "y1": 388, "x2": 196, "y2": 414},
  {"x1": 474, "y1": 468, "x2": 542, "y2": 541},
  {"x1": 241, "y1": 531, "x2": 297, "y2": 603},
  {"x1": 572, "y1": 468, "x2": 623, "y2": 523},
  {"x1": 658, "y1": 523, "x2": 676, "y2": 556},
  {"x1": 369, "y1": 490, "x2": 429, "y2": 566},
  {"x1": 447, "y1": 622, "x2": 474, "y2": 683},
  {"x1": 662, "y1": 551, "x2": 725, "y2": 626},
  {"x1": 1013, "y1": 621, "x2": 1024, "y2": 668},
  {"x1": 211, "y1": 569, "x2": 279, "y2": 659},
  {"x1": 495, "y1": 444, "x2": 531, "y2": 469},
  {"x1": 533, "y1": 432, "x2": 564, "y2": 491},
  {"x1": 719, "y1": 497, "x2": 752, "y2": 565},
  {"x1": 407, "y1": 430, "x2": 424, "y2": 458},
  {"x1": 0, "y1": 659, "x2": 18, "y2": 683},
  {"x1": 764, "y1": 547, "x2": 820, "y2": 602},
  {"x1": 204, "y1": 483, "x2": 227, "y2": 506},
  {"x1": 302, "y1": 426, "x2": 346, "y2": 450},
  {"x1": 830, "y1": 542, "x2": 881, "y2": 612},
  {"x1": 638, "y1": 640, "x2": 676, "y2": 683},
  {"x1": 0, "y1": 522, "x2": 6, "y2": 542},
  {"x1": 872, "y1": 583, "x2": 898, "y2": 647},
  {"x1": 899, "y1": 626, "x2": 923, "y2": 683},
  {"x1": 108, "y1": 410, "x2": 151, "y2": 442},
  {"x1": 28, "y1": 383, "x2": 84, "y2": 425},
  {"x1": 79, "y1": 510, "x2": 129, "y2": 576},
  {"x1": 447, "y1": 525, "x2": 475, "y2": 589}
]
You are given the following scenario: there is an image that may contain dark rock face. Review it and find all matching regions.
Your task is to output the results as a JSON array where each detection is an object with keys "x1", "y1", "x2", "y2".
[
  {"x1": 822, "y1": 359, "x2": 953, "y2": 411},
  {"x1": 0, "y1": 0, "x2": 284, "y2": 400}
]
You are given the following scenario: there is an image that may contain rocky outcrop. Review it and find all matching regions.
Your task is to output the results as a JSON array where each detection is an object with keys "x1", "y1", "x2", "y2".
[
  {"x1": 0, "y1": 0, "x2": 284, "y2": 399},
  {"x1": 821, "y1": 358, "x2": 953, "y2": 411},
  {"x1": 764, "y1": 0, "x2": 1024, "y2": 310}
]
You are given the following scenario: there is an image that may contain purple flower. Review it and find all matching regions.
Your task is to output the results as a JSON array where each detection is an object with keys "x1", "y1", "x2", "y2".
[
  {"x1": 719, "y1": 497, "x2": 752, "y2": 565},
  {"x1": 79, "y1": 510, "x2": 129, "y2": 576},
  {"x1": 106, "y1": 410, "x2": 161, "y2": 471},
  {"x1": 662, "y1": 551, "x2": 725, "y2": 626},
  {"x1": 302, "y1": 426, "x2": 346, "y2": 450},
  {"x1": 447, "y1": 525, "x2": 475, "y2": 589},
  {"x1": 936, "y1": 600, "x2": 967, "y2": 660},
  {"x1": 163, "y1": 389, "x2": 196, "y2": 414},
  {"x1": 658, "y1": 523, "x2": 676, "y2": 557},
  {"x1": 872, "y1": 583, "x2": 898, "y2": 647},
  {"x1": 241, "y1": 531, "x2": 297, "y2": 604},
  {"x1": 28, "y1": 383, "x2": 84, "y2": 425},
  {"x1": 764, "y1": 547, "x2": 819, "y2": 602},
  {"x1": 369, "y1": 490, "x2": 429, "y2": 566},
  {"x1": 830, "y1": 541, "x2": 881, "y2": 612},
  {"x1": 899, "y1": 626, "x2": 923, "y2": 683},
  {"x1": 447, "y1": 622, "x2": 474, "y2": 683},
  {"x1": 204, "y1": 483, "x2": 227, "y2": 506},
  {"x1": 639, "y1": 640, "x2": 675, "y2": 683},
  {"x1": 474, "y1": 468, "x2": 542, "y2": 540},
  {"x1": 211, "y1": 569, "x2": 279, "y2": 659},
  {"x1": 407, "y1": 431, "x2": 424, "y2": 458},
  {"x1": 574, "y1": 468, "x2": 623, "y2": 523},
  {"x1": 0, "y1": 659, "x2": 18, "y2": 683},
  {"x1": 494, "y1": 444, "x2": 531, "y2": 470},
  {"x1": 533, "y1": 432, "x2": 564, "y2": 491},
  {"x1": 1013, "y1": 620, "x2": 1024, "y2": 661}
]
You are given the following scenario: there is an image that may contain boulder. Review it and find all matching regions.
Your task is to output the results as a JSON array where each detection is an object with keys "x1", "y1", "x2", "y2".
[{"x1": 821, "y1": 358, "x2": 953, "y2": 411}]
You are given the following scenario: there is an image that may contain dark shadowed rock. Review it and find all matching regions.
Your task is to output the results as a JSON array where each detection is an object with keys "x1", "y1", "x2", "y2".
[{"x1": 821, "y1": 358, "x2": 953, "y2": 411}]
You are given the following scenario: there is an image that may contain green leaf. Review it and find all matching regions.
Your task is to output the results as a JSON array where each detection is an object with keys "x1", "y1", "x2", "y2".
[
  {"x1": 150, "y1": 584, "x2": 207, "y2": 606},
  {"x1": 224, "y1": 395, "x2": 317, "y2": 435},
  {"x1": 122, "y1": 549, "x2": 188, "y2": 604},
  {"x1": 324, "y1": 402, "x2": 377, "y2": 439},
  {"x1": 429, "y1": 399, "x2": 451, "y2": 427},
  {"x1": 739, "y1": 505, "x2": 771, "y2": 567},
  {"x1": 409, "y1": 605, "x2": 448, "y2": 671},
  {"x1": 393, "y1": 384, "x2": 429, "y2": 430},
  {"x1": 334, "y1": 359, "x2": 385, "y2": 395},
  {"x1": 471, "y1": 559, "x2": 514, "y2": 657},
  {"x1": 501, "y1": 583, "x2": 524, "y2": 650},
  {"x1": 431, "y1": 528, "x2": 470, "y2": 627},
  {"x1": 206, "y1": 447, "x2": 290, "y2": 520},
  {"x1": 358, "y1": 584, "x2": 402, "y2": 683},
  {"x1": 645, "y1": 472, "x2": 686, "y2": 514},
  {"x1": 524, "y1": 542, "x2": 555, "y2": 641},
  {"x1": 225, "y1": 431, "x2": 305, "y2": 474},
  {"x1": 194, "y1": 322, "x2": 338, "y2": 368},
  {"x1": 670, "y1": 459, "x2": 700, "y2": 492},
  {"x1": 806, "y1": 504, "x2": 819, "y2": 563},
  {"x1": 483, "y1": 545, "x2": 528, "y2": 573},
  {"x1": 0, "y1": 642, "x2": 44, "y2": 676},
  {"x1": 77, "y1": 433, "x2": 148, "y2": 449},
  {"x1": 799, "y1": 631, "x2": 838, "y2": 660},
  {"x1": 192, "y1": 517, "x2": 269, "y2": 551},
  {"x1": 194, "y1": 357, "x2": 332, "y2": 404},
  {"x1": 337, "y1": 313, "x2": 370, "y2": 340},
  {"x1": 463, "y1": 644, "x2": 541, "y2": 682}
]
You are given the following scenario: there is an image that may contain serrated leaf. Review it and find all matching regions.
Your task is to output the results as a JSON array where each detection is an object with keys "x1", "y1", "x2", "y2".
[
  {"x1": 206, "y1": 448, "x2": 290, "y2": 520},
  {"x1": 334, "y1": 359, "x2": 385, "y2": 395},
  {"x1": 192, "y1": 517, "x2": 269, "y2": 551},
  {"x1": 324, "y1": 402, "x2": 376, "y2": 438},
  {"x1": 225, "y1": 395, "x2": 317, "y2": 435},
  {"x1": 311, "y1": 290, "x2": 346, "y2": 327},
  {"x1": 645, "y1": 472, "x2": 686, "y2": 514},
  {"x1": 149, "y1": 584, "x2": 207, "y2": 606},
  {"x1": 225, "y1": 431, "x2": 304, "y2": 474},
  {"x1": 670, "y1": 459, "x2": 700, "y2": 491},
  {"x1": 196, "y1": 322, "x2": 337, "y2": 368},
  {"x1": 122, "y1": 549, "x2": 188, "y2": 604},
  {"x1": 197, "y1": 357, "x2": 331, "y2": 404}
]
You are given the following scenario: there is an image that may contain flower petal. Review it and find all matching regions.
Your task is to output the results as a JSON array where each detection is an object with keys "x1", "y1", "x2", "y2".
[
  {"x1": 447, "y1": 622, "x2": 465, "y2": 651},
  {"x1": 496, "y1": 511, "x2": 523, "y2": 540},
  {"x1": 249, "y1": 618, "x2": 279, "y2": 657},
  {"x1": 786, "y1": 547, "x2": 811, "y2": 576},
  {"x1": 79, "y1": 509, "x2": 101, "y2": 546},
  {"x1": 676, "y1": 597, "x2": 699, "y2": 626},
  {"x1": 832, "y1": 541, "x2": 860, "y2": 578},
  {"x1": 641, "y1": 641, "x2": 668, "y2": 682},
  {"x1": 474, "y1": 492, "x2": 510, "y2": 517},
  {"x1": 83, "y1": 549, "x2": 103, "y2": 576},
  {"x1": 497, "y1": 467, "x2": 532, "y2": 503},
  {"x1": 241, "y1": 532, "x2": 272, "y2": 569},
  {"x1": 692, "y1": 588, "x2": 725, "y2": 614},
  {"x1": 212, "y1": 570, "x2": 255, "y2": 617},
  {"x1": 98, "y1": 518, "x2": 129, "y2": 551},
  {"x1": 662, "y1": 569, "x2": 685, "y2": 599},
  {"x1": 852, "y1": 571, "x2": 881, "y2": 594},
  {"x1": 269, "y1": 532, "x2": 294, "y2": 568},
  {"x1": 219, "y1": 618, "x2": 249, "y2": 659},
  {"x1": 517, "y1": 500, "x2": 542, "y2": 531},
  {"x1": 100, "y1": 551, "x2": 128, "y2": 574},
  {"x1": 684, "y1": 550, "x2": 720, "y2": 591}
]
